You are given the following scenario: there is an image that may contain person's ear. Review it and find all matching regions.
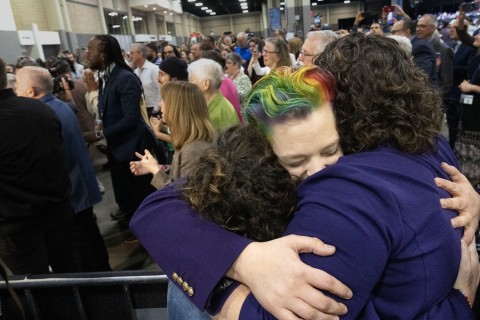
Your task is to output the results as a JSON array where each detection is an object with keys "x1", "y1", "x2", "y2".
[
  {"x1": 203, "y1": 79, "x2": 210, "y2": 92},
  {"x1": 26, "y1": 85, "x2": 36, "y2": 98}
]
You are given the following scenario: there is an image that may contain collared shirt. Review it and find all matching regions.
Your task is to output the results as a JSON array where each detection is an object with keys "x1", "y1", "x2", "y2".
[
  {"x1": 135, "y1": 60, "x2": 161, "y2": 110},
  {"x1": 99, "y1": 63, "x2": 116, "y2": 90},
  {"x1": 452, "y1": 40, "x2": 462, "y2": 54}
]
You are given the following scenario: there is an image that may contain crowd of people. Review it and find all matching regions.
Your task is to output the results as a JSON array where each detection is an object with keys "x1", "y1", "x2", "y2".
[{"x1": 1, "y1": 2, "x2": 480, "y2": 319}]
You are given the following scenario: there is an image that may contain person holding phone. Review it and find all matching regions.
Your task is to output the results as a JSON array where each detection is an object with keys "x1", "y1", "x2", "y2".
[{"x1": 246, "y1": 37, "x2": 265, "y2": 85}]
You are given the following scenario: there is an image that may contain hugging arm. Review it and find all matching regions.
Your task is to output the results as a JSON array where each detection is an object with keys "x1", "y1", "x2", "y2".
[
  {"x1": 435, "y1": 162, "x2": 480, "y2": 245},
  {"x1": 131, "y1": 183, "x2": 351, "y2": 319}
]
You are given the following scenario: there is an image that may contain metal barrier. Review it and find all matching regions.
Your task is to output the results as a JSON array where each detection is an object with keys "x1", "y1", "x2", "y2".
[{"x1": 0, "y1": 270, "x2": 169, "y2": 320}]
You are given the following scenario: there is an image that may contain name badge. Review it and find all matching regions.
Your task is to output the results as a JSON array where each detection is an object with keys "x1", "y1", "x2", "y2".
[{"x1": 460, "y1": 94, "x2": 474, "y2": 105}]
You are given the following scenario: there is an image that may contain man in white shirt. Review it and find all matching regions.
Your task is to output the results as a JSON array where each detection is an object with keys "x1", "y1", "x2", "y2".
[{"x1": 130, "y1": 43, "x2": 161, "y2": 116}]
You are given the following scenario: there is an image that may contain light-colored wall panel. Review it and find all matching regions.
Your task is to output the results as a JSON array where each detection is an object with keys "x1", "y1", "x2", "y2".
[
  {"x1": 11, "y1": 0, "x2": 49, "y2": 30},
  {"x1": 68, "y1": 0, "x2": 98, "y2": 6},
  {"x1": 200, "y1": 13, "x2": 262, "y2": 37},
  {"x1": 103, "y1": 0, "x2": 129, "y2": 12},
  {"x1": 68, "y1": 1, "x2": 103, "y2": 34}
]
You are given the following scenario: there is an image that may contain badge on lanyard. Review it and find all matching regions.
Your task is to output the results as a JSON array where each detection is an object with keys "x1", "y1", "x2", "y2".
[{"x1": 460, "y1": 94, "x2": 474, "y2": 105}]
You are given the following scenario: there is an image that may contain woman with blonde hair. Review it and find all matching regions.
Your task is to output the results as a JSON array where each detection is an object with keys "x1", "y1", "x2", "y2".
[{"x1": 130, "y1": 81, "x2": 215, "y2": 190}]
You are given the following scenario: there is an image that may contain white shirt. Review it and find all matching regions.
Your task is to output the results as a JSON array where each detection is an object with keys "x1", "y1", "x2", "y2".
[{"x1": 134, "y1": 60, "x2": 160, "y2": 110}]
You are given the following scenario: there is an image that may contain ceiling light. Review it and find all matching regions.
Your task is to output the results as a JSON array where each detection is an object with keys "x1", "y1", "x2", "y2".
[
  {"x1": 153, "y1": 7, "x2": 156, "y2": 10},
  {"x1": 188, "y1": 0, "x2": 195, "y2": 2},
  {"x1": 164, "y1": 10, "x2": 167, "y2": 13},
  {"x1": 169, "y1": 12, "x2": 173, "y2": 15},
  {"x1": 206, "y1": 9, "x2": 212, "y2": 12},
  {"x1": 123, "y1": 16, "x2": 128, "y2": 19},
  {"x1": 195, "y1": 2, "x2": 203, "y2": 6},
  {"x1": 241, "y1": 4, "x2": 248, "y2": 7},
  {"x1": 243, "y1": 10, "x2": 248, "y2": 13},
  {"x1": 201, "y1": 6, "x2": 208, "y2": 10},
  {"x1": 312, "y1": 2, "x2": 317, "y2": 5},
  {"x1": 108, "y1": 12, "x2": 118, "y2": 16},
  {"x1": 239, "y1": 0, "x2": 246, "y2": 2},
  {"x1": 210, "y1": 12, "x2": 216, "y2": 15},
  {"x1": 280, "y1": 7, "x2": 284, "y2": 10},
  {"x1": 112, "y1": 25, "x2": 120, "y2": 28},
  {"x1": 344, "y1": 0, "x2": 350, "y2": 2},
  {"x1": 144, "y1": 4, "x2": 148, "y2": 7},
  {"x1": 280, "y1": 1, "x2": 285, "y2": 4}
]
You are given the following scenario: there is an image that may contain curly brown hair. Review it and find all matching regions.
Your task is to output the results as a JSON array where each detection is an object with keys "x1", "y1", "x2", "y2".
[
  {"x1": 316, "y1": 33, "x2": 443, "y2": 155},
  {"x1": 181, "y1": 125, "x2": 297, "y2": 241}
]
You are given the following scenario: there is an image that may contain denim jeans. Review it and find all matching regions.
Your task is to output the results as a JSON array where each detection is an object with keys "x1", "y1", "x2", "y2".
[{"x1": 167, "y1": 281, "x2": 211, "y2": 320}]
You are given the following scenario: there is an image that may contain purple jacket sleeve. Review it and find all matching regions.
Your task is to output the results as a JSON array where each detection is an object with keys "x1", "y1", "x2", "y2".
[{"x1": 130, "y1": 182, "x2": 252, "y2": 309}]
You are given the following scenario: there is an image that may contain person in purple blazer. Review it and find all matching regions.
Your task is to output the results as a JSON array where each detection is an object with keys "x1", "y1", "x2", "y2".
[{"x1": 131, "y1": 34, "x2": 480, "y2": 319}]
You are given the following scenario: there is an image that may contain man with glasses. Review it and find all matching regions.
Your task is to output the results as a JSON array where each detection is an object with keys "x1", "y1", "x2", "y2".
[
  {"x1": 391, "y1": 19, "x2": 438, "y2": 85},
  {"x1": 298, "y1": 30, "x2": 339, "y2": 66}
]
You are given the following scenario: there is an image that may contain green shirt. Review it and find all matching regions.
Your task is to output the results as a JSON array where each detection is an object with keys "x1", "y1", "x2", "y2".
[{"x1": 208, "y1": 92, "x2": 240, "y2": 131}]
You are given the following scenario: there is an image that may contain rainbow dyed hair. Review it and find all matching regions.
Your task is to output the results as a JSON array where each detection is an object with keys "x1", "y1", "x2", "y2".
[{"x1": 244, "y1": 66, "x2": 337, "y2": 137}]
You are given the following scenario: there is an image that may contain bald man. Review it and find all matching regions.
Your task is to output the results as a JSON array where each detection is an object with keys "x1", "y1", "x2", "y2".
[
  {"x1": 235, "y1": 32, "x2": 252, "y2": 64},
  {"x1": 0, "y1": 60, "x2": 79, "y2": 274},
  {"x1": 16, "y1": 66, "x2": 111, "y2": 271}
]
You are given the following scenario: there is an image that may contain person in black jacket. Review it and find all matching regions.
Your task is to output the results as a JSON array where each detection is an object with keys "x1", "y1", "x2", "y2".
[{"x1": 0, "y1": 58, "x2": 79, "y2": 274}]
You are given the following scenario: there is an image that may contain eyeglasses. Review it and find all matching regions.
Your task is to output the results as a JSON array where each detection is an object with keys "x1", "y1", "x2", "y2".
[
  {"x1": 263, "y1": 49, "x2": 278, "y2": 55},
  {"x1": 300, "y1": 49, "x2": 316, "y2": 57},
  {"x1": 164, "y1": 51, "x2": 174, "y2": 54}
]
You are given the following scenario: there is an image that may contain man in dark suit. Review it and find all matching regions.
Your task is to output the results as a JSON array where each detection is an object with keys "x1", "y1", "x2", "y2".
[
  {"x1": 416, "y1": 14, "x2": 454, "y2": 95},
  {"x1": 0, "y1": 58, "x2": 79, "y2": 274},
  {"x1": 446, "y1": 19, "x2": 477, "y2": 148},
  {"x1": 391, "y1": 19, "x2": 439, "y2": 86},
  {"x1": 86, "y1": 35, "x2": 165, "y2": 226}
]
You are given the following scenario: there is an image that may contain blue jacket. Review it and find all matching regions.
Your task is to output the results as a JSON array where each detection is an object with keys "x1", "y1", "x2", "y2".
[{"x1": 40, "y1": 94, "x2": 101, "y2": 214}]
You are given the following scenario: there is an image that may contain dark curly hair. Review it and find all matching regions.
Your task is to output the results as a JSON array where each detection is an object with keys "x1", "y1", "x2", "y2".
[
  {"x1": 181, "y1": 125, "x2": 297, "y2": 241},
  {"x1": 316, "y1": 33, "x2": 443, "y2": 155}
]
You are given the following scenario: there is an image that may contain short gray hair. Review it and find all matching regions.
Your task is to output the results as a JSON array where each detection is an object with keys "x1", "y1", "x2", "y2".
[
  {"x1": 225, "y1": 53, "x2": 242, "y2": 68},
  {"x1": 306, "y1": 30, "x2": 339, "y2": 55},
  {"x1": 188, "y1": 58, "x2": 223, "y2": 91},
  {"x1": 131, "y1": 43, "x2": 148, "y2": 58},
  {"x1": 422, "y1": 14, "x2": 438, "y2": 28}
]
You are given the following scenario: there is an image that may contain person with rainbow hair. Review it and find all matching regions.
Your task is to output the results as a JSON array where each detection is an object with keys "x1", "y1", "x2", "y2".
[{"x1": 131, "y1": 34, "x2": 480, "y2": 319}]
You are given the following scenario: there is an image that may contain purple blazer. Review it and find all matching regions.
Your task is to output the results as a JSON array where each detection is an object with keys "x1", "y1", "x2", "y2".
[{"x1": 131, "y1": 135, "x2": 474, "y2": 318}]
